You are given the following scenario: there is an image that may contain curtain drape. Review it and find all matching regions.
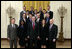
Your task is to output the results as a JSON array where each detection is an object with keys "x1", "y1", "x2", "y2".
[{"x1": 23, "y1": 1, "x2": 50, "y2": 11}]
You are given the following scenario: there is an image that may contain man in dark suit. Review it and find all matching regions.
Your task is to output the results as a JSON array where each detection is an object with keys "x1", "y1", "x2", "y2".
[
  {"x1": 47, "y1": 5, "x2": 53, "y2": 19},
  {"x1": 29, "y1": 6, "x2": 34, "y2": 16},
  {"x1": 26, "y1": 13, "x2": 33, "y2": 48},
  {"x1": 48, "y1": 19, "x2": 58, "y2": 48},
  {"x1": 20, "y1": 6, "x2": 26, "y2": 20},
  {"x1": 7, "y1": 18, "x2": 18, "y2": 48},
  {"x1": 27, "y1": 16, "x2": 38, "y2": 48},
  {"x1": 38, "y1": 7, "x2": 44, "y2": 21}
]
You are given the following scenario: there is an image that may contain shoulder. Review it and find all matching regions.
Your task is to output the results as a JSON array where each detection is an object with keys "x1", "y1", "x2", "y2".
[
  {"x1": 50, "y1": 11, "x2": 53, "y2": 13},
  {"x1": 53, "y1": 24, "x2": 58, "y2": 28},
  {"x1": 15, "y1": 24, "x2": 18, "y2": 27},
  {"x1": 8, "y1": 24, "x2": 11, "y2": 27},
  {"x1": 20, "y1": 11, "x2": 23, "y2": 13}
]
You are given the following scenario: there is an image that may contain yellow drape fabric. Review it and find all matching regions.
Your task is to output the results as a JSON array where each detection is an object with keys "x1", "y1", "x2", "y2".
[{"x1": 23, "y1": 1, "x2": 50, "y2": 11}]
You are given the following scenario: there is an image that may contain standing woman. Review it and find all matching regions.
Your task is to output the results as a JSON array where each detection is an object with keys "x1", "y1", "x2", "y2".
[
  {"x1": 17, "y1": 20, "x2": 27, "y2": 48},
  {"x1": 39, "y1": 19, "x2": 47, "y2": 48}
]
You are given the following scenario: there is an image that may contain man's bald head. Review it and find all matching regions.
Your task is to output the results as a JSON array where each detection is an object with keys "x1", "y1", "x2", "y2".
[{"x1": 50, "y1": 19, "x2": 54, "y2": 24}]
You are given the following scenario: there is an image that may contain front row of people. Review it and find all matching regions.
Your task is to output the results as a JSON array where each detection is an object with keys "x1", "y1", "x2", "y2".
[{"x1": 7, "y1": 17, "x2": 58, "y2": 48}]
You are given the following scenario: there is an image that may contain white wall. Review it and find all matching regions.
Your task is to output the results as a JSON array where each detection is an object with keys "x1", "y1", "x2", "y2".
[
  {"x1": 1, "y1": 1, "x2": 23, "y2": 38},
  {"x1": 1, "y1": 1, "x2": 71, "y2": 39},
  {"x1": 50, "y1": 1, "x2": 71, "y2": 39}
]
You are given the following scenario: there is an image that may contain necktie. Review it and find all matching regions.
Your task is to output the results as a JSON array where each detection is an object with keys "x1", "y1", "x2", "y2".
[
  {"x1": 33, "y1": 22, "x2": 35, "y2": 30},
  {"x1": 46, "y1": 18, "x2": 49, "y2": 23},
  {"x1": 13, "y1": 24, "x2": 15, "y2": 28},
  {"x1": 49, "y1": 24, "x2": 52, "y2": 30}
]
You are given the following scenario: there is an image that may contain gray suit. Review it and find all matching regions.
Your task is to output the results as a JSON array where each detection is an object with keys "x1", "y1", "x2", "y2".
[{"x1": 7, "y1": 24, "x2": 18, "y2": 48}]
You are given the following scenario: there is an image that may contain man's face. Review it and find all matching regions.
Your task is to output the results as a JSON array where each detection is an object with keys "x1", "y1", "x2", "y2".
[
  {"x1": 31, "y1": 7, "x2": 34, "y2": 11},
  {"x1": 32, "y1": 17, "x2": 35, "y2": 22},
  {"x1": 50, "y1": 19, "x2": 53, "y2": 24},
  {"x1": 11, "y1": 19, "x2": 15, "y2": 24},
  {"x1": 37, "y1": 14, "x2": 40, "y2": 18},
  {"x1": 39, "y1": 7, "x2": 42, "y2": 11},
  {"x1": 23, "y1": 7, "x2": 26, "y2": 10},
  {"x1": 47, "y1": 6, "x2": 50, "y2": 10}
]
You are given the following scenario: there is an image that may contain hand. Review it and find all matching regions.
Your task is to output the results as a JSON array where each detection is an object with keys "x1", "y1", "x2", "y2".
[
  {"x1": 18, "y1": 38, "x2": 20, "y2": 41},
  {"x1": 53, "y1": 39, "x2": 56, "y2": 42},
  {"x1": 37, "y1": 36, "x2": 40, "y2": 40},
  {"x1": 46, "y1": 38, "x2": 48, "y2": 41},
  {"x1": 8, "y1": 38, "x2": 10, "y2": 40},
  {"x1": 25, "y1": 38, "x2": 28, "y2": 41},
  {"x1": 27, "y1": 36, "x2": 29, "y2": 39}
]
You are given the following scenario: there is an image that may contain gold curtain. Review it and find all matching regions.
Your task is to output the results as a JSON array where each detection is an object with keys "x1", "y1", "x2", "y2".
[{"x1": 23, "y1": 1, "x2": 50, "y2": 11}]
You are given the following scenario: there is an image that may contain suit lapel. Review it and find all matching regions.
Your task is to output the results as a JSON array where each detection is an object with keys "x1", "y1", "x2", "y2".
[{"x1": 51, "y1": 24, "x2": 54, "y2": 31}]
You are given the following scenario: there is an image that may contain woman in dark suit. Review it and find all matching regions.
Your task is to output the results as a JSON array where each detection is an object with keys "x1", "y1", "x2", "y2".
[
  {"x1": 17, "y1": 20, "x2": 27, "y2": 48},
  {"x1": 39, "y1": 19, "x2": 47, "y2": 48}
]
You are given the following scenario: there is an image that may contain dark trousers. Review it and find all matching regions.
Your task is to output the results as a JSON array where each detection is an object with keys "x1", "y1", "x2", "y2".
[
  {"x1": 25, "y1": 39, "x2": 30, "y2": 48},
  {"x1": 29, "y1": 39, "x2": 37, "y2": 48},
  {"x1": 37, "y1": 40, "x2": 41, "y2": 48},
  {"x1": 10, "y1": 39, "x2": 17, "y2": 48},
  {"x1": 47, "y1": 40, "x2": 56, "y2": 48}
]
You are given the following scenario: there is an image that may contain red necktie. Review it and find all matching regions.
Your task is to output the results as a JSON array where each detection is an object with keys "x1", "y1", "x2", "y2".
[{"x1": 33, "y1": 22, "x2": 35, "y2": 30}]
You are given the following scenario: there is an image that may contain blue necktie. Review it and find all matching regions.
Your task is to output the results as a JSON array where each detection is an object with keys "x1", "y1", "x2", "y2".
[{"x1": 47, "y1": 18, "x2": 49, "y2": 23}]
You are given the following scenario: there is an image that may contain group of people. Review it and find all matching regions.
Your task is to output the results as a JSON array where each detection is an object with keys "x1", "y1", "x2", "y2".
[{"x1": 7, "y1": 5, "x2": 58, "y2": 48}]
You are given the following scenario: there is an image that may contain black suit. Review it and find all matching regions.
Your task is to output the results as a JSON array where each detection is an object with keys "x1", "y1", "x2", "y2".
[
  {"x1": 29, "y1": 10, "x2": 34, "y2": 16},
  {"x1": 27, "y1": 22, "x2": 38, "y2": 48},
  {"x1": 17, "y1": 24, "x2": 27, "y2": 47},
  {"x1": 39, "y1": 11, "x2": 44, "y2": 21},
  {"x1": 20, "y1": 11, "x2": 26, "y2": 20},
  {"x1": 39, "y1": 25, "x2": 48, "y2": 45},
  {"x1": 47, "y1": 11, "x2": 53, "y2": 19},
  {"x1": 48, "y1": 24, "x2": 58, "y2": 48}
]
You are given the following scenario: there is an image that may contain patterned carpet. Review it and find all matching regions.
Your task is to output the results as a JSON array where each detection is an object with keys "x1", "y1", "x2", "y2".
[{"x1": 1, "y1": 39, "x2": 71, "y2": 48}]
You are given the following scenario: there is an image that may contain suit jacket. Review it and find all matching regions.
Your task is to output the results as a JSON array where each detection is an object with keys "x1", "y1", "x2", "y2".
[
  {"x1": 20, "y1": 11, "x2": 26, "y2": 20},
  {"x1": 48, "y1": 24, "x2": 58, "y2": 41},
  {"x1": 17, "y1": 24, "x2": 27, "y2": 40},
  {"x1": 27, "y1": 22, "x2": 38, "y2": 40},
  {"x1": 39, "y1": 24, "x2": 48, "y2": 39},
  {"x1": 47, "y1": 11, "x2": 53, "y2": 19},
  {"x1": 39, "y1": 11, "x2": 44, "y2": 21},
  {"x1": 29, "y1": 10, "x2": 34, "y2": 16},
  {"x1": 7, "y1": 24, "x2": 18, "y2": 40}
]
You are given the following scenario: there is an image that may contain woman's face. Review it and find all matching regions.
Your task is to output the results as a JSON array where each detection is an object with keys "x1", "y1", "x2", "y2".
[
  {"x1": 23, "y1": 14, "x2": 26, "y2": 18},
  {"x1": 34, "y1": 10, "x2": 37, "y2": 14},
  {"x1": 29, "y1": 14, "x2": 32, "y2": 18},
  {"x1": 21, "y1": 21, "x2": 24, "y2": 25},
  {"x1": 26, "y1": 12, "x2": 29, "y2": 15},
  {"x1": 43, "y1": 10, "x2": 46, "y2": 14},
  {"x1": 42, "y1": 20, "x2": 45, "y2": 24}
]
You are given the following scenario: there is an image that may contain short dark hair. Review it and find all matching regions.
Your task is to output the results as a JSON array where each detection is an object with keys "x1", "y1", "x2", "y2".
[
  {"x1": 29, "y1": 13, "x2": 33, "y2": 16},
  {"x1": 11, "y1": 18, "x2": 15, "y2": 21},
  {"x1": 26, "y1": 10, "x2": 29, "y2": 12},
  {"x1": 23, "y1": 5, "x2": 26, "y2": 7},
  {"x1": 43, "y1": 9, "x2": 46, "y2": 10},
  {"x1": 37, "y1": 12, "x2": 40, "y2": 14},
  {"x1": 46, "y1": 12, "x2": 50, "y2": 15},
  {"x1": 47, "y1": 5, "x2": 50, "y2": 8}
]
